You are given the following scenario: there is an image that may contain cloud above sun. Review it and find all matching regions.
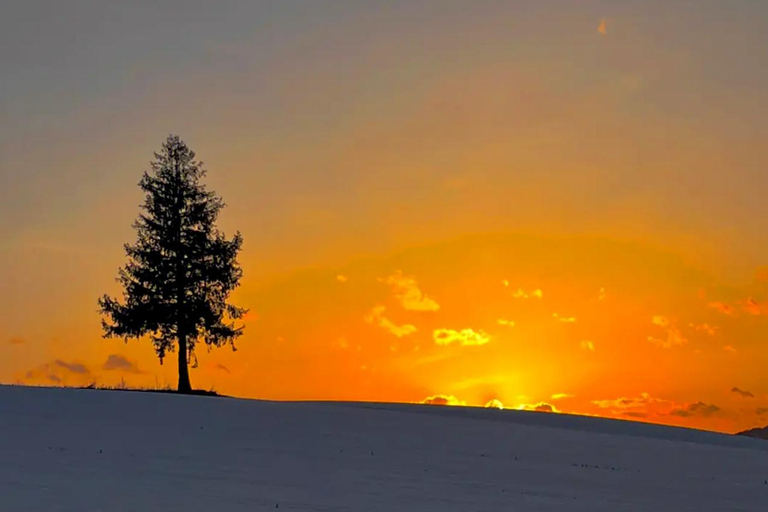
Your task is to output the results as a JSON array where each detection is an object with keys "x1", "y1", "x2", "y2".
[
  {"x1": 381, "y1": 271, "x2": 440, "y2": 312},
  {"x1": 433, "y1": 328, "x2": 490, "y2": 346},
  {"x1": 365, "y1": 305, "x2": 417, "y2": 338},
  {"x1": 422, "y1": 394, "x2": 465, "y2": 406},
  {"x1": 485, "y1": 399, "x2": 504, "y2": 409}
]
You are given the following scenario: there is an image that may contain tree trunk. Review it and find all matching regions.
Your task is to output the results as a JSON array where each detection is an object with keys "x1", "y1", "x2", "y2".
[{"x1": 177, "y1": 332, "x2": 192, "y2": 393}]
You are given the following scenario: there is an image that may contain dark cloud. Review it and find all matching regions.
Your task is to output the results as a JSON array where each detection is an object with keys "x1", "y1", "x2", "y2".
[
  {"x1": 534, "y1": 403, "x2": 554, "y2": 413},
  {"x1": 622, "y1": 411, "x2": 648, "y2": 418},
  {"x1": 670, "y1": 402, "x2": 720, "y2": 418},
  {"x1": 102, "y1": 354, "x2": 142, "y2": 374},
  {"x1": 756, "y1": 407, "x2": 768, "y2": 416},
  {"x1": 23, "y1": 360, "x2": 92, "y2": 385},
  {"x1": 54, "y1": 360, "x2": 89, "y2": 374},
  {"x1": 731, "y1": 387, "x2": 755, "y2": 398},
  {"x1": 8, "y1": 337, "x2": 26, "y2": 345},
  {"x1": 214, "y1": 363, "x2": 231, "y2": 374}
]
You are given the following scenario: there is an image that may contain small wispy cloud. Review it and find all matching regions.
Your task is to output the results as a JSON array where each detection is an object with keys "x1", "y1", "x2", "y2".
[
  {"x1": 214, "y1": 363, "x2": 231, "y2": 374},
  {"x1": 553, "y1": 313, "x2": 576, "y2": 323},
  {"x1": 381, "y1": 271, "x2": 440, "y2": 311},
  {"x1": 551, "y1": 393, "x2": 574, "y2": 400},
  {"x1": 708, "y1": 301, "x2": 734, "y2": 315},
  {"x1": 743, "y1": 298, "x2": 768, "y2": 316},
  {"x1": 580, "y1": 341, "x2": 595, "y2": 351},
  {"x1": 592, "y1": 393, "x2": 672, "y2": 411},
  {"x1": 497, "y1": 318, "x2": 515, "y2": 327},
  {"x1": 597, "y1": 17, "x2": 608, "y2": 36},
  {"x1": 731, "y1": 387, "x2": 754, "y2": 398},
  {"x1": 670, "y1": 402, "x2": 720, "y2": 418},
  {"x1": 365, "y1": 305, "x2": 417, "y2": 338},
  {"x1": 8, "y1": 337, "x2": 26, "y2": 345},
  {"x1": 102, "y1": 354, "x2": 143, "y2": 374},
  {"x1": 433, "y1": 328, "x2": 490, "y2": 347},
  {"x1": 648, "y1": 315, "x2": 687, "y2": 349},
  {"x1": 336, "y1": 274, "x2": 348, "y2": 283},
  {"x1": 22, "y1": 359, "x2": 94, "y2": 386},
  {"x1": 723, "y1": 345, "x2": 737, "y2": 353},
  {"x1": 689, "y1": 323, "x2": 716, "y2": 336},
  {"x1": 512, "y1": 288, "x2": 543, "y2": 299},
  {"x1": 54, "y1": 360, "x2": 89, "y2": 374}
]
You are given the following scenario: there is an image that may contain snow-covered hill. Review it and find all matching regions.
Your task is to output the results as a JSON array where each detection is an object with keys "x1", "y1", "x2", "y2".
[{"x1": 1, "y1": 385, "x2": 766, "y2": 511}]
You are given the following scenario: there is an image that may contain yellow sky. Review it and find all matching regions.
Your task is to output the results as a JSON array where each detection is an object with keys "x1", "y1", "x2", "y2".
[{"x1": 2, "y1": 2, "x2": 768, "y2": 433}]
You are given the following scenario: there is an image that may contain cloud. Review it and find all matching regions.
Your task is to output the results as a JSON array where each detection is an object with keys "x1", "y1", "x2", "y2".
[
  {"x1": 592, "y1": 393, "x2": 672, "y2": 411},
  {"x1": 496, "y1": 318, "x2": 515, "y2": 327},
  {"x1": 731, "y1": 387, "x2": 754, "y2": 398},
  {"x1": 553, "y1": 313, "x2": 576, "y2": 323},
  {"x1": 756, "y1": 407, "x2": 768, "y2": 416},
  {"x1": 54, "y1": 360, "x2": 89, "y2": 374},
  {"x1": 512, "y1": 288, "x2": 543, "y2": 299},
  {"x1": 214, "y1": 363, "x2": 231, "y2": 374},
  {"x1": 647, "y1": 330, "x2": 687, "y2": 349},
  {"x1": 622, "y1": 411, "x2": 648, "y2": 418},
  {"x1": 517, "y1": 402, "x2": 558, "y2": 413},
  {"x1": 433, "y1": 328, "x2": 490, "y2": 347},
  {"x1": 648, "y1": 316, "x2": 687, "y2": 349},
  {"x1": 551, "y1": 393, "x2": 574, "y2": 400},
  {"x1": 22, "y1": 360, "x2": 93, "y2": 386},
  {"x1": 598, "y1": 287, "x2": 607, "y2": 301},
  {"x1": 708, "y1": 301, "x2": 734, "y2": 315},
  {"x1": 670, "y1": 402, "x2": 720, "y2": 418},
  {"x1": 422, "y1": 395, "x2": 465, "y2": 406},
  {"x1": 336, "y1": 274, "x2": 348, "y2": 283},
  {"x1": 689, "y1": 323, "x2": 716, "y2": 336},
  {"x1": 485, "y1": 399, "x2": 504, "y2": 409},
  {"x1": 597, "y1": 17, "x2": 607, "y2": 36},
  {"x1": 580, "y1": 341, "x2": 595, "y2": 351},
  {"x1": 8, "y1": 337, "x2": 26, "y2": 345},
  {"x1": 707, "y1": 297, "x2": 768, "y2": 316},
  {"x1": 742, "y1": 298, "x2": 768, "y2": 316},
  {"x1": 723, "y1": 345, "x2": 737, "y2": 353},
  {"x1": 102, "y1": 354, "x2": 142, "y2": 374},
  {"x1": 381, "y1": 271, "x2": 440, "y2": 311},
  {"x1": 365, "y1": 305, "x2": 417, "y2": 338}
]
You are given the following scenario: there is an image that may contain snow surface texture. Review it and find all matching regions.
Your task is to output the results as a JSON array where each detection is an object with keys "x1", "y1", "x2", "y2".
[{"x1": 1, "y1": 386, "x2": 767, "y2": 511}]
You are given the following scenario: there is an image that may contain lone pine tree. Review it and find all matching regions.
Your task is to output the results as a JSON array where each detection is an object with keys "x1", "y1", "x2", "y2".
[{"x1": 99, "y1": 135, "x2": 245, "y2": 393}]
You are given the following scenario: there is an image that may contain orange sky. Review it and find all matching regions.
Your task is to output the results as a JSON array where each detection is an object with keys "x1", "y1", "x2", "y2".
[{"x1": 2, "y1": 1, "x2": 768, "y2": 433}]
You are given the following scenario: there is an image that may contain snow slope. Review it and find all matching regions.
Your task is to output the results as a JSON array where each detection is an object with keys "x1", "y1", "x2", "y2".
[{"x1": 1, "y1": 385, "x2": 767, "y2": 511}]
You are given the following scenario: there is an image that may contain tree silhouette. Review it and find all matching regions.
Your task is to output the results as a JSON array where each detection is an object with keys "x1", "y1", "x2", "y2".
[{"x1": 99, "y1": 135, "x2": 245, "y2": 392}]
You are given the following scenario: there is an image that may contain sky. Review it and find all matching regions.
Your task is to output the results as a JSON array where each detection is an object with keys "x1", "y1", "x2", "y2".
[{"x1": 2, "y1": 0, "x2": 768, "y2": 433}]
